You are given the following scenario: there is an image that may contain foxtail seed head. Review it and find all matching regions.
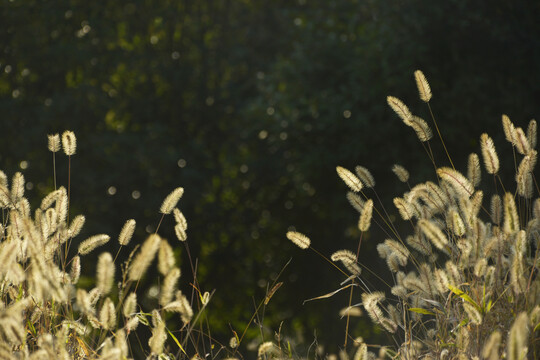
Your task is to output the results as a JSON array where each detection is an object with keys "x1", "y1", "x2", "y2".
[
  {"x1": 387, "y1": 96, "x2": 412, "y2": 123},
  {"x1": 336, "y1": 166, "x2": 363, "y2": 192},
  {"x1": 61, "y1": 130, "x2": 76, "y2": 156},
  {"x1": 48, "y1": 134, "x2": 60, "y2": 152},
  {"x1": 354, "y1": 166, "x2": 375, "y2": 188},
  {"x1": 128, "y1": 234, "x2": 161, "y2": 281},
  {"x1": 286, "y1": 231, "x2": 310, "y2": 249},
  {"x1": 467, "y1": 153, "x2": 481, "y2": 186},
  {"x1": 414, "y1": 70, "x2": 432, "y2": 102},
  {"x1": 96, "y1": 252, "x2": 115, "y2": 295},
  {"x1": 392, "y1": 164, "x2": 409, "y2": 183},
  {"x1": 480, "y1": 133, "x2": 499, "y2": 174},
  {"x1": 160, "y1": 187, "x2": 184, "y2": 214},
  {"x1": 118, "y1": 219, "x2": 136, "y2": 246},
  {"x1": 78, "y1": 234, "x2": 110, "y2": 255}
]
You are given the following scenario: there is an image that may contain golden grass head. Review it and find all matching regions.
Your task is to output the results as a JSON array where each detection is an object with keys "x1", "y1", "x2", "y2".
[
  {"x1": 414, "y1": 70, "x2": 432, "y2": 102},
  {"x1": 336, "y1": 166, "x2": 363, "y2": 192},
  {"x1": 354, "y1": 166, "x2": 375, "y2": 188},
  {"x1": 118, "y1": 219, "x2": 136, "y2": 246},
  {"x1": 480, "y1": 133, "x2": 499, "y2": 174},
  {"x1": 387, "y1": 96, "x2": 412, "y2": 123},
  {"x1": 47, "y1": 134, "x2": 60, "y2": 152},
  {"x1": 286, "y1": 231, "x2": 311, "y2": 249},
  {"x1": 78, "y1": 234, "x2": 110, "y2": 255},
  {"x1": 160, "y1": 187, "x2": 184, "y2": 214},
  {"x1": 61, "y1": 130, "x2": 76, "y2": 156},
  {"x1": 128, "y1": 234, "x2": 161, "y2": 281},
  {"x1": 392, "y1": 164, "x2": 409, "y2": 183}
]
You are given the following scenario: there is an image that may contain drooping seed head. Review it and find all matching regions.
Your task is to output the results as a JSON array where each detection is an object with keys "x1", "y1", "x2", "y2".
[
  {"x1": 78, "y1": 234, "x2": 110, "y2": 255},
  {"x1": 286, "y1": 231, "x2": 310, "y2": 249},
  {"x1": 436, "y1": 167, "x2": 474, "y2": 197},
  {"x1": 409, "y1": 115, "x2": 433, "y2": 142},
  {"x1": 346, "y1": 192, "x2": 365, "y2": 212},
  {"x1": 387, "y1": 96, "x2": 413, "y2": 123},
  {"x1": 173, "y1": 208, "x2": 188, "y2": 230},
  {"x1": 354, "y1": 166, "x2": 375, "y2": 188},
  {"x1": 336, "y1": 166, "x2": 363, "y2": 192},
  {"x1": 392, "y1": 164, "x2": 409, "y2": 183}
]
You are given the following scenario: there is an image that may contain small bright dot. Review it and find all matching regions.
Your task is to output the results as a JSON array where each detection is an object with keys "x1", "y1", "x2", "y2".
[
  {"x1": 4, "y1": 65, "x2": 12, "y2": 74},
  {"x1": 148, "y1": 285, "x2": 159, "y2": 298},
  {"x1": 12, "y1": 89, "x2": 20, "y2": 98},
  {"x1": 293, "y1": 18, "x2": 302, "y2": 26},
  {"x1": 171, "y1": 51, "x2": 180, "y2": 59},
  {"x1": 240, "y1": 164, "x2": 248, "y2": 173},
  {"x1": 145, "y1": 225, "x2": 154, "y2": 233},
  {"x1": 205, "y1": 96, "x2": 214, "y2": 106},
  {"x1": 279, "y1": 132, "x2": 288, "y2": 140},
  {"x1": 44, "y1": 98, "x2": 52, "y2": 106},
  {"x1": 82, "y1": 24, "x2": 91, "y2": 34},
  {"x1": 21, "y1": 68, "x2": 30, "y2": 77},
  {"x1": 266, "y1": 107, "x2": 275, "y2": 115},
  {"x1": 343, "y1": 110, "x2": 352, "y2": 118},
  {"x1": 177, "y1": 159, "x2": 187, "y2": 168},
  {"x1": 132, "y1": 190, "x2": 140, "y2": 199},
  {"x1": 258, "y1": 130, "x2": 268, "y2": 139},
  {"x1": 26, "y1": 182, "x2": 33, "y2": 190},
  {"x1": 107, "y1": 186, "x2": 117, "y2": 195},
  {"x1": 150, "y1": 35, "x2": 159, "y2": 44},
  {"x1": 19, "y1": 161, "x2": 28, "y2": 169},
  {"x1": 256, "y1": 71, "x2": 265, "y2": 80}
]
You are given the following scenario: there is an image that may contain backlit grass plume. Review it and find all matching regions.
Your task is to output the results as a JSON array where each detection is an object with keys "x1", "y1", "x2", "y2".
[
  {"x1": 288, "y1": 71, "x2": 540, "y2": 359},
  {"x1": 0, "y1": 131, "x2": 228, "y2": 359}
]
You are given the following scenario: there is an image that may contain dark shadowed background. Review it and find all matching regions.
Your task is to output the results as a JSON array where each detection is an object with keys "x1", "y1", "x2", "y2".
[{"x1": 1, "y1": 0, "x2": 539, "y2": 357}]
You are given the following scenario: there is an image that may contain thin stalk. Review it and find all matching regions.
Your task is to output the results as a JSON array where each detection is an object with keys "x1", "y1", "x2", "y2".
[{"x1": 427, "y1": 102, "x2": 455, "y2": 169}]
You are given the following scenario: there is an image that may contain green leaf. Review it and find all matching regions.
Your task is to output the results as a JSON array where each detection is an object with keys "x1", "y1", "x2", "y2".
[
  {"x1": 166, "y1": 327, "x2": 187, "y2": 356},
  {"x1": 408, "y1": 307, "x2": 435, "y2": 315},
  {"x1": 447, "y1": 284, "x2": 480, "y2": 311}
]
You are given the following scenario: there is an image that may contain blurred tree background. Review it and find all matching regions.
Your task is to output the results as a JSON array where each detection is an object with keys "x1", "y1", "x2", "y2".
[{"x1": 0, "y1": 0, "x2": 539, "y2": 357}]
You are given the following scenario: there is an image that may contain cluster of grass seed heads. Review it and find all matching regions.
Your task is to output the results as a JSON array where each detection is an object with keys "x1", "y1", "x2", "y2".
[
  {"x1": 0, "y1": 131, "x2": 206, "y2": 359},
  {"x1": 288, "y1": 70, "x2": 540, "y2": 359}
]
